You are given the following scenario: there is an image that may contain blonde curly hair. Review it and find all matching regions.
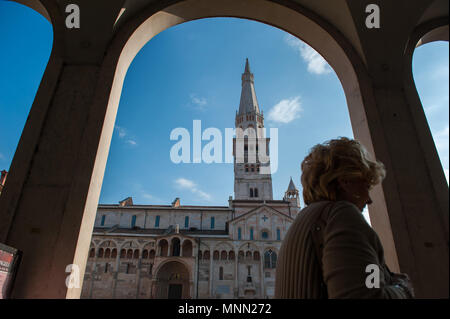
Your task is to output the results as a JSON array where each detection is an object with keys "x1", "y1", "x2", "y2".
[{"x1": 301, "y1": 137, "x2": 386, "y2": 205}]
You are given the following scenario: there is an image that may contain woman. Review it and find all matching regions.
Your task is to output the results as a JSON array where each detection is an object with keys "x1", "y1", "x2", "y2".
[{"x1": 275, "y1": 137, "x2": 414, "y2": 298}]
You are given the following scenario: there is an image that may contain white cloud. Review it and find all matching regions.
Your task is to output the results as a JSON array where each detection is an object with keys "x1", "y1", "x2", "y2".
[
  {"x1": 424, "y1": 95, "x2": 449, "y2": 115},
  {"x1": 190, "y1": 94, "x2": 207, "y2": 110},
  {"x1": 142, "y1": 193, "x2": 155, "y2": 200},
  {"x1": 176, "y1": 178, "x2": 196, "y2": 189},
  {"x1": 115, "y1": 125, "x2": 127, "y2": 138},
  {"x1": 284, "y1": 34, "x2": 332, "y2": 75},
  {"x1": 115, "y1": 125, "x2": 137, "y2": 146},
  {"x1": 267, "y1": 97, "x2": 302, "y2": 124},
  {"x1": 175, "y1": 178, "x2": 212, "y2": 201},
  {"x1": 126, "y1": 139, "x2": 137, "y2": 146}
]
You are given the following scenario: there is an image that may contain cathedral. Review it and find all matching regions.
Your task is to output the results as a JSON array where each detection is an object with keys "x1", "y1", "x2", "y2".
[{"x1": 81, "y1": 60, "x2": 301, "y2": 299}]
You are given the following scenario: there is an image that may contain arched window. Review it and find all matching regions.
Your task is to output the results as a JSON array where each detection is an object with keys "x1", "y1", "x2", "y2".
[
  {"x1": 155, "y1": 215, "x2": 160, "y2": 228},
  {"x1": 97, "y1": 248, "x2": 104, "y2": 258},
  {"x1": 142, "y1": 250, "x2": 148, "y2": 259},
  {"x1": 111, "y1": 248, "x2": 117, "y2": 259},
  {"x1": 219, "y1": 267, "x2": 224, "y2": 280},
  {"x1": 251, "y1": 165, "x2": 255, "y2": 172},
  {"x1": 238, "y1": 251, "x2": 244, "y2": 261},
  {"x1": 89, "y1": 248, "x2": 95, "y2": 258},
  {"x1": 277, "y1": 228, "x2": 281, "y2": 241},
  {"x1": 254, "y1": 251, "x2": 260, "y2": 261},
  {"x1": 120, "y1": 249, "x2": 126, "y2": 258},
  {"x1": 264, "y1": 250, "x2": 277, "y2": 269},
  {"x1": 127, "y1": 249, "x2": 133, "y2": 259},
  {"x1": 221, "y1": 251, "x2": 227, "y2": 260},
  {"x1": 184, "y1": 216, "x2": 189, "y2": 229},
  {"x1": 245, "y1": 164, "x2": 249, "y2": 172},
  {"x1": 131, "y1": 215, "x2": 136, "y2": 228},
  {"x1": 104, "y1": 248, "x2": 111, "y2": 259},
  {"x1": 210, "y1": 217, "x2": 215, "y2": 229},
  {"x1": 133, "y1": 249, "x2": 139, "y2": 259},
  {"x1": 254, "y1": 188, "x2": 258, "y2": 197},
  {"x1": 246, "y1": 251, "x2": 252, "y2": 260},
  {"x1": 159, "y1": 240, "x2": 168, "y2": 257},
  {"x1": 203, "y1": 250, "x2": 210, "y2": 260},
  {"x1": 238, "y1": 227, "x2": 242, "y2": 240},
  {"x1": 261, "y1": 231, "x2": 269, "y2": 240},
  {"x1": 250, "y1": 228, "x2": 254, "y2": 240},
  {"x1": 249, "y1": 188, "x2": 254, "y2": 198},
  {"x1": 149, "y1": 250, "x2": 155, "y2": 259},
  {"x1": 213, "y1": 250, "x2": 219, "y2": 260},
  {"x1": 100, "y1": 215, "x2": 106, "y2": 226},
  {"x1": 172, "y1": 238, "x2": 181, "y2": 256},
  {"x1": 229, "y1": 251, "x2": 235, "y2": 261}
]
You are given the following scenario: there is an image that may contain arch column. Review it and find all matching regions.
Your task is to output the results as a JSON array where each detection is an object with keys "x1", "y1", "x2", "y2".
[
  {"x1": 209, "y1": 253, "x2": 213, "y2": 297},
  {"x1": 259, "y1": 250, "x2": 264, "y2": 298},
  {"x1": 234, "y1": 249, "x2": 239, "y2": 298},
  {"x1": 112, "y1": 249, "x2": 121, "y2": 299}
]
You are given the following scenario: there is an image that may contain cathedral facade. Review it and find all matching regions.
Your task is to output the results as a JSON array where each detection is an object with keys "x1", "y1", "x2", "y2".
[{"x1": 81, "y1": 60, "x2": 301, "y2": 299}]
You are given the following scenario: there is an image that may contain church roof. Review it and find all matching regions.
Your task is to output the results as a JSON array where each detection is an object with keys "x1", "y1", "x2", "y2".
[
  {"x1": 287, "y1": 177, "x2": 298, "y2": 192},
  {"x1": 229, "y1": 203, "x2": 293, "y2": 223},
  {"x1": 238, "y1": 58, "x2": 260, "y2": 115}
]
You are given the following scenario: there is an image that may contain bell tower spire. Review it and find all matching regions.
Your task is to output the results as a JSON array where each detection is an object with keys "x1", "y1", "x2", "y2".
[
  {"x1": 238, "y1": 58, "x2": 261, "y2": 117},
  {"x1": 233, "y1": 59, "x2": 273, "y2": 201}
]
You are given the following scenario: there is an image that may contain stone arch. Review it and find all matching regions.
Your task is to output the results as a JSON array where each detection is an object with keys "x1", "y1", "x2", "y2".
[
  {"x1": 212, "y1": 241, "x2": 234, "y2": 251},
  {"x1": 220, "y1": 250, "x2": 228, "y2": 260},
  {"x1": 154, "y1": 260, "x2": 191, "y2": 299},
  {"x1": 2, "y1": 0, "x2": 447, "y2": 298},
  {"x1": 119, "y1": 240, "x2": 139, "y2": 250},
  {"x1": 198, "y1": 242, "x2": 210, "y2": 261},
  {"x1": 11, "y1": 0, "x2": 52, "y2": 22},
  {"x1": 171, "y1": 237, "x2": 181, "y2": 257},
  {"x1": 238, "y1": 242, "x2": 259, "y2": 252},
  {"x1": 142, "y1": 242, "x2": 156, "y2": 259},
  {"x1": 158, "y1": 239, "x2": 169, "y2": 257}
]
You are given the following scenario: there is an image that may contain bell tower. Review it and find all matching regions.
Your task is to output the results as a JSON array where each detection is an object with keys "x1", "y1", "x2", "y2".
[{"x1": 233, "y1": 59, "x2": 273, "y2": 200}]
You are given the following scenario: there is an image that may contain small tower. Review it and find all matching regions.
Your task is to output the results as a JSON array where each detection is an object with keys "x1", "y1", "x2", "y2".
[{"x1": 284, "y1": 177, "x2": 301, "y2": 216}]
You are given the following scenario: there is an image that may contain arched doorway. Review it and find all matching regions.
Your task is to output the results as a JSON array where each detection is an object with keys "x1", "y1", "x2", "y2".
[{"x1": 154, "y1": 261, "x2": 191, "y2": 299}]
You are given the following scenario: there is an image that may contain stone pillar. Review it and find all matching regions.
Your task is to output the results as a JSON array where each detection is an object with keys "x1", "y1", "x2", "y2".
[
  {"x1": 343, "y1": 1, "x2": 449, "y2": 298},
  {"x1": 209, "y1": 254, "x2": 213, "y2": 297},
  {"x1": 135, "y1": 251, "x2": 142, "y2": 299},
  {"x1": 234, "y1": 249, "x2": 239, "y2": 298},
  {"x1": 259, "y1": 251, "x2": 264, "y2": 298},
  {"x1": 89, "y1": 259, "x2": 97, "y2": 299},
  {"x1": 112, "y1": 251, "x2": 121, "y2": 299}
]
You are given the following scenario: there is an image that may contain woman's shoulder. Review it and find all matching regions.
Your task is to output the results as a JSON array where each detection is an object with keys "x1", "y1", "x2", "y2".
[{"x1": 326, "y1": 201, "x2": 373, "y2": 233}]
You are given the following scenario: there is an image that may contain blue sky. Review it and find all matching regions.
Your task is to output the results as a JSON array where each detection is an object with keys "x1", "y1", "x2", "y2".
[{"x1": 0, "y1": 2, "x2": 448, "y2": 216}]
